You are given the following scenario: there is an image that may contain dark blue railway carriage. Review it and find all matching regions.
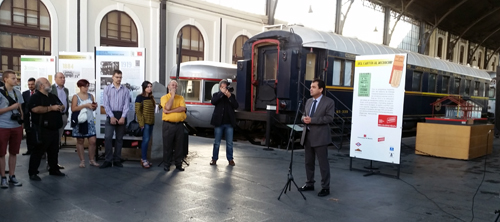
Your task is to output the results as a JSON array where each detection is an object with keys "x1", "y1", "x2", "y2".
[{"x1": 236, "y1": 25, "x2": 491, "y2": 141}]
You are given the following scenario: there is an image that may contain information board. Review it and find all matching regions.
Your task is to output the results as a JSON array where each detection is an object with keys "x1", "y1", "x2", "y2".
[{"x1": 349, "y1": 54, "x2": 407, "y2": 164}]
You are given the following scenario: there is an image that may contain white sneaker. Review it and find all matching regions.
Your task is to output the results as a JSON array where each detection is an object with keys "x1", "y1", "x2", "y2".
[
  {"x1": 9, "y1": 176, "x2": 22, "y2": 186},
  {"x1": 0, "y1": 178, "x2": 8, "y2": 189}
]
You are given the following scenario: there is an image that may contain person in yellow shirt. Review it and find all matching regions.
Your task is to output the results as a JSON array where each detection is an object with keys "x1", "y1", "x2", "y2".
[{"x1": 160, "y1": 80, "x2": 186, "y2": 172}]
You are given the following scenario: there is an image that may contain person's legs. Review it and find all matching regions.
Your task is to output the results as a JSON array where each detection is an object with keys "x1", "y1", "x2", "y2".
[
  {"x1": 46, "y1": 130, "x2": 60, "y2": 173},
  {"x1": 7, "y1": 127, "x2": 22, "y2": 176},
  {"x1": 113, "y1": 123, "x2": 126, "y2": 162},
  {"x1": 224, "y1": 125, "x2": 234, "y2": 161},
  {"x1": 162, "y1": 122, "x2": 173, "y2": 168},
  {"x1": 315, "y1": 145, "x2": 330, "y2": 190},
  {"x1": 88, "y1": 136, "x2": 98, "y2": 166},
  {"x1": 76, "y1": 138, "x2": 85, "y2": 167},
  {"x1": 212, "y1": 126, "x2": 223, "y2": 161},
  {"x1": 104, "y1": 120, "x2": 115, "y2": 162},
  {"x1": 141, "y1": 124, "x2": 153, "y2": 160},
  {"x1": 0, "y1": 128, "x2": 10, "y2": 177},
  {"x1": 173, "y1": 124, "x2": 184, "y2": 167},
  {"x1": 304, "y1": 136, "x2": 316, "y2": 186}
]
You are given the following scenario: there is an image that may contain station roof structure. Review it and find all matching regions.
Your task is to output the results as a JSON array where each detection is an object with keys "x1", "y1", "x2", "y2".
[{"x1": 371, "y1": 0, "x2": 500, "y2": 51}]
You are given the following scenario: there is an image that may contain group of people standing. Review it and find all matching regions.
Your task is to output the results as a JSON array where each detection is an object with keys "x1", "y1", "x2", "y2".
[{"x1": 1, "y1": 70, "x2": 332, "y2": 198}]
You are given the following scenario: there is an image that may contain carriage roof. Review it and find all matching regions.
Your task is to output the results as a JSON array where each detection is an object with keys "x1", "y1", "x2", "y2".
[
  {"x1": 277, "y1": 25, "x2": 491, "y2": 80},
  {"x1": 169, "y1": 61, "x2": 236, "y2": 79}
]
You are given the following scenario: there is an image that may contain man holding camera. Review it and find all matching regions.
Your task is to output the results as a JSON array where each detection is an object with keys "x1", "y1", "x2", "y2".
[
  {"x1": 161, "y1": 80, "x2": 187, "y2": 172},
  {"x1": 0, "y1": 70, "x2": 24, "y2": 188},
  {"x1": 27, "y1": 77, "x2": 65, "y2": 181},
  {"x1": 209, "y1": 79, "x2": 238, "y2": 166}
]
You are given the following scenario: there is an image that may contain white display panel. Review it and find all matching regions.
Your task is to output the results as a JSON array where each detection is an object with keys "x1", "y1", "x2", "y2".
[
  {"x1": 349, "y1": 54, "x2": 407, "y2": 164},
  {"x1": 95, "y1": 47, "x2": 145, "y2": 140}
]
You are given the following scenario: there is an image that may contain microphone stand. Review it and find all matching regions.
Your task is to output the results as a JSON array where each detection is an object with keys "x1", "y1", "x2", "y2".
[{"x1": 278, "y1": 101, "x2": 306, "y2": 200}]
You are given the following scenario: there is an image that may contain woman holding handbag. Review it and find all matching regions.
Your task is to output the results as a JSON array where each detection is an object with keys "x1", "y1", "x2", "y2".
[
  {"x1": 71, "y1": 79, "x2": 99, "y2": 168},
  {"x1": 135, "y1": 81, "x2": 155, "y2": 169}
]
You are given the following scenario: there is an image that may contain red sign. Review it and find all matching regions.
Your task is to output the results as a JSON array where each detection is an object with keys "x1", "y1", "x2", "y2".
[
  {"x1": 378, "y1": 137, "x2": 385, "y2": 142},
  {"x1": 378, "y1": 115, "x2": 397, "y2": 128},
  {"x1": 138, "y1": 52, "x2": 143, "y2": 56}
]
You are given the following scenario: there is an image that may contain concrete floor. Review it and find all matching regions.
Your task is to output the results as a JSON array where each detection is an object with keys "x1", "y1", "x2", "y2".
[{"x1": 1, "y1": 135, "x2": 500, "y2": 222}]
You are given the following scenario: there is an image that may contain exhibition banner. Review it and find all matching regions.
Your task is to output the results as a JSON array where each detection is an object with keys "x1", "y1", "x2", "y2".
[
  {"x1": 58, "y1": 52, "x2": 95, "y2": 130},
  {"x1": 349, "y1": 54, "x2": 407, "y2": 164},
  {"x1": 95, "y1": 47, "x2": 145, "y2": 140},
  {"x1": 20, "y1": 55, "x2": 56, "y2": 91}
]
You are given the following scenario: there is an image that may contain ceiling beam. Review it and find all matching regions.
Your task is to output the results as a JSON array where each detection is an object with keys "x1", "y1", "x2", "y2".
[
  {"x1": 468, "y1": 26, "x2": 500, "y2": 63},
  {"x1": 419, "y1": 0, "x2": 470, "y2": 54}
]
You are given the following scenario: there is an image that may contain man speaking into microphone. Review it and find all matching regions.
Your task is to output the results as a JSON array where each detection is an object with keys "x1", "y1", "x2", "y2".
[{"x1": 298, "y1": 78, "x2": 335, "y2": 197}]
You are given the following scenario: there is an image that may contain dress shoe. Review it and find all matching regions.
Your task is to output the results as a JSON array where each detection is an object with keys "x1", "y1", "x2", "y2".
[
  {"x1": 113, "y1": 161, "x2": 123, "y2": 167},
  {"x1": 22, "y1": 151, "x2": 31, "y2": 155},
  {"x1": 58, "y1": 164, "x2": 65, "y2": 169},
  {"x1": 210, "y1": 160, "x2": 217, "y2": 165},
  {"x1": 29, "y1": 175, "x2": 41, "y2": 181},
  {"x1": 176, "y1": 166, "x2": 185, "y2": 171},
  {"x1": 228, "y1": 160, "x2": 235, "y2": 166},
  {"x1": 318, "y1": 189, "x2": 330, "y2": 197},
  {"x1": 49, "y1": 171, "x2": 66, "y2": 176},
  {"x1": 99, "y1": 161, "x2": 112, "y2": 169},
  {"x1": 164, "y1": 165, "x2": 170, "y2": 171},
  {"x1": 298, "y1": 184, "x2": 314, "y2": 191}
]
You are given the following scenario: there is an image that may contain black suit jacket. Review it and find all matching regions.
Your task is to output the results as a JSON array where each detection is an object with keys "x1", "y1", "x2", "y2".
[{"x1": 22, "y1": 90, "x2": 33, "y2": 129}]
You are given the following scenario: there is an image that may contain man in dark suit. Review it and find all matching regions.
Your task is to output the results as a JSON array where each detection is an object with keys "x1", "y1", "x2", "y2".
[
  {"x1": 22, "y1": 78, "x2": 36, "y2": 155},
  {"x1": 298, "y1": 78, "x2": 335, "y2": 197}
]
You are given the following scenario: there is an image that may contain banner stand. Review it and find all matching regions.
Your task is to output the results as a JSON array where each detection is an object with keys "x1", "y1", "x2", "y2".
[{"x1": 349, "y1": 157, "x2": 401, "y2": 179}]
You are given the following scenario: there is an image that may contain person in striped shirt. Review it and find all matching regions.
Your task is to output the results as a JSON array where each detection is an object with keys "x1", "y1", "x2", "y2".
[{"x1": 135, "y1": 81, "x2": 155, "y2": 169}]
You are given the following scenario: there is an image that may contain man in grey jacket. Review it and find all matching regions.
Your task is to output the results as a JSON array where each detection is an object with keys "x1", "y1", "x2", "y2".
[{"x1": 298, "y1": 78, "x2": 335, "y2": 197}]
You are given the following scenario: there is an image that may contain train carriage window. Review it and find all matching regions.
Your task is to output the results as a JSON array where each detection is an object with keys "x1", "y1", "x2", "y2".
[
  {"x1": 344, "y1": 60, "x2": 353, "y2": 86},
  {"x1": 485, "y1": 83, "x2": 489, "y2": 97},
  {"x1": 411, "y1": 71, "x2": 422, "y2": 91},
  {"x1": 454, "y1": 78, "x2": 461, "y2": 94},
  {"x1": 428, "y1": 74, "x2": 437, "y2": 93},
  {"x1": 178, "y1": 79, "x2": 201, "y2": 102},
  {"x1": 204, "y1": 81, "x2": 219, "y2": 102},
  {"x1": 464, "y1": 80, "x2": 471, "y2": 96},
  {"x1": 305, "y1": 53, "x2": 316, "y2": 81},
  {"x1": 442, "y1": 76, "x2": 450, "y2": 93},
  {"x1": 473, "y1": 81, "x2": 480, "y2": 96},
  {"x1": 332, "y1": 60, "x2": 341, "y2": 85},
  {"x1": 264, "y1": 51, "x2": 277, "y2": 80}
]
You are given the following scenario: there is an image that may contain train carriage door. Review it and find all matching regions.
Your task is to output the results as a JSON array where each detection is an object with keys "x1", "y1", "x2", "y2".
[{"x1": 253, "y1": 45, "x2": 279, "y2": 111}]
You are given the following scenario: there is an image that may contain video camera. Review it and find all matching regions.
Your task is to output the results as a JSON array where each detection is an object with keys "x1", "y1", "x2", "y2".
[{"x1": 226, "y1": 81, "x2": 234, "y2": 93}]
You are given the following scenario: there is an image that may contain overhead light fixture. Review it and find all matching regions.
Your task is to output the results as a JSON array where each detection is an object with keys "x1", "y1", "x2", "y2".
[
  {"x1": 308, "y1": 5, "x2": 313, "y2": 13},
  {"x1": 373, "y1": 27, "x2": 378, "y2": 32}
]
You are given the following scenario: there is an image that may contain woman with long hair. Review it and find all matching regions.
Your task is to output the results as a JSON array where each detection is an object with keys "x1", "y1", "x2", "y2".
[
  {"x1": 135, "y1": 81, "x2": 155, "y2": 168},
  {"x1": 71, "y1": 79, "x2": 99, "y2": 168}
]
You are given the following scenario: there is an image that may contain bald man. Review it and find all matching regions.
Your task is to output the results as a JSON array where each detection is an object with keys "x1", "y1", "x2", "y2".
[
  {"x1": 27, "y1": 77, "x2": 65, "y2": 181},
  {"x1": 51, "y1": 72, "x2": 70, "y2": 149}
]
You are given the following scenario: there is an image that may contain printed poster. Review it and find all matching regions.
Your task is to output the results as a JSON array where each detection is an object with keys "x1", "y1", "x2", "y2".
[
  {"x1": 58, "y1": 52, "x2": 95, "y2": 130},
  {"x1": 95, "y1": 47, "x2": 145, "y2": 140},
  {"x1": 349, "y1": 54, "x2": 407, "y2": 164},
  {"x1": 20, "y1": 55, "x2": 56, "y2": 91}
]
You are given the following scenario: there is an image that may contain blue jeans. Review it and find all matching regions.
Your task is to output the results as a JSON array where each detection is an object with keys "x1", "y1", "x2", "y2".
[
  {"x1": 141, "y1": 124, "x2": 153, "y2": 160},
  {"x1": 212, "y1": 124, "x2": 234, "y2": 161}
]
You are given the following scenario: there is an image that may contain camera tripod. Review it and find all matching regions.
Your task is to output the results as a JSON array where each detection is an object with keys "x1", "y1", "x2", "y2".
[{"x1": 278, "y1": 101, "x2": 306, "y2": 200}]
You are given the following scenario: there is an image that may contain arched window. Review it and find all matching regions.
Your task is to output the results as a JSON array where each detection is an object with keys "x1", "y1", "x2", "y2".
[
  {"x1": 437, "y1": 37, "x2": 443, "y2": 58},
  {"x1": 232, "y1": 35, "x2": 248, "y2": 64},
  {"x1": 100, "y1": 11, "x2": 137, "y2": 47},
  {"x1": 459, "y1": 45, "x2": 465, "y2": 64},
  {"x1": 492, "y1": 58, "x2": 496, "y2": 71},
  {"x1": 177, "y1": 25, "x2": 204, "y2": 63},
  {"x1": 0, "y1": 0, "x2": 50, "y2": 71}
]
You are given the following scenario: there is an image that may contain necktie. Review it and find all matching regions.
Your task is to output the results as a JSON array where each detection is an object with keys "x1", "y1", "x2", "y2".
[
  {"x1": 30, "y1": 91, "x2": 33, "y2": 96},
  {"x1": 310, "y1": 100, "x2": 317, "y2": 117}
]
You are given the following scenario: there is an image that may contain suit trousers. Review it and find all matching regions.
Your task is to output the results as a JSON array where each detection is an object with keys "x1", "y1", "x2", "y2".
[
  {"x1": 104, "y1": 120, "x2": 126, "y2": 162},
  {"x1": 162, "y1": 121, "x2": 184, "y2": 167},
  {"x1": 28, "y1": 129, "x2": 59, "y2": 175},
  {"x1": 304, "y1": 133, "x2": 330, "y2": 189}
]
